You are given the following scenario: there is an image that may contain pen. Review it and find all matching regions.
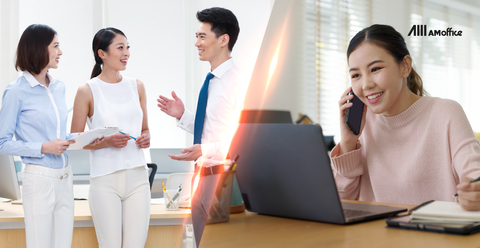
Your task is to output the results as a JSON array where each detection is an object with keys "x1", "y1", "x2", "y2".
[
  {"x1": 408, "y1": 200, "x2": 434, "y2": 215},
  {"x1": 224, "y1": 155, "x2": 239, "y2": 187},
  {"x1": 162, "y1": 182, "x2": 175, "y2": 207},
  {"x1": 227, "y1": 155, "x2": 240, "y2": 171},
  {"x1": 453, "y1": 176, "x2": 480, "y2": 198},
  {"x1": 118, "y1": 131, "x2": 136, "y2": 140},
  {"x1": 167, "y1": 184, "x2": 183, "y2": 208},
  {"x1": 172, "y1": 184, "x2": 183, "y2": 201}
]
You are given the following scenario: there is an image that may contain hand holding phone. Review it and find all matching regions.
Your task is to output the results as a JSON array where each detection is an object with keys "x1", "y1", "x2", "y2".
[{"x1": 345, "y1": 91, "x2": 365, "y2": 135}]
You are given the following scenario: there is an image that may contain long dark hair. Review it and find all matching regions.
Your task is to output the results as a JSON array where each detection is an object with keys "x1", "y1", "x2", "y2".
[
  {"x1": 90, "y1": 27, "x2": 127, "y2": 79},
  {"x1": 16, "y1": 24, "x2": 57, "y2": 74},
  {"x1": 347, "y1": 24, "x2": 426, "y2": 96}
]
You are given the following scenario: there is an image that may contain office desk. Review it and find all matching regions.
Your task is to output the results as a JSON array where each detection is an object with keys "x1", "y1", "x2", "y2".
[
  {"x1": 201, "y1": 200, "x2": 480, "y2": 248},
  {"x1": 0, "y1": 200, "x2": 191, "y2": 248}
]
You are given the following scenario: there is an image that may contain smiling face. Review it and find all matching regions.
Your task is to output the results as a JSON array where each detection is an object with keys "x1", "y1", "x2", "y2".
[
  {"x1": 46, "y1": 34, "x2": 62, "y2": 70},
  {"x1": 100, "y1": 34, "x2": 130, "y2": 71},
  {"x1": 195, "y1": 22, "x2": 225, "y2": 63},
  {"x1": 348, "y1": 42, "x2": 412, "y2": 116}
]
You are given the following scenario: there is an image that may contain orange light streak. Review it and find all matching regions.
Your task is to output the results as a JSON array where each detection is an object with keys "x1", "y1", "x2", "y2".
[
  {"x1": 258, "y1": 14, "x2": 289, "y2": 109},
  {"x1": 264, "y1": 44, "x2": 281, "y2": 96},
  {"x1": 188, "y1": 3, "x2": 291, "y2": 216},
  {"x1": 189, "y1": 71, "x2": 250, "y2": 208}
]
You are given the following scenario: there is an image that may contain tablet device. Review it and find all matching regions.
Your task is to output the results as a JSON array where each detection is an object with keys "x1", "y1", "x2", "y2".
[{"x1": 386, "y1": 215, "x2": 480, "y2": 235}]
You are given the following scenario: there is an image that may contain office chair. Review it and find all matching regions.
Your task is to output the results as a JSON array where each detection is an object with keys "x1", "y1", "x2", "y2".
[{"x1": 147, "y1": 163, "x2": 157, "y2": 190}]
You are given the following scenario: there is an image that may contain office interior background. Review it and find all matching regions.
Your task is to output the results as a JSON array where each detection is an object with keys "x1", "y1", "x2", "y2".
[{"x1": 1, "y1": 0, "x2": 480, "y2": 158}]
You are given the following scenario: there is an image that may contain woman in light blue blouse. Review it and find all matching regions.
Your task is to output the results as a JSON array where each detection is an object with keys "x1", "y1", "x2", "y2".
[{"x1": 0, "y1": 24, "x2": 92, "y2": 248}]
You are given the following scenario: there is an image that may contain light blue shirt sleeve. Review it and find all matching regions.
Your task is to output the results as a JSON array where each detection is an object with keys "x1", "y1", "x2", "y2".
[
  {"x1": 0, "y1": 84, "x2": 43, "y2": 157},
  {"x1": 0, "y1": 73, "x2": 72, "y2": 169},
  {"x1": 66, "y1": 133, "x2": 80, "y2": 140}
]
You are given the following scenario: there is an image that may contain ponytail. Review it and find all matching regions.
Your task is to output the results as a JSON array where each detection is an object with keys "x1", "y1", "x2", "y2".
[
  {"x1": 90, "y1": 27, "x2": 127, "y2": 79},
  {"x1": 91, "y1": 63, "x2": 102, "y2": 79},
  {"x1": 407, "y1": 68, "x2": 427, "y2": 96}
]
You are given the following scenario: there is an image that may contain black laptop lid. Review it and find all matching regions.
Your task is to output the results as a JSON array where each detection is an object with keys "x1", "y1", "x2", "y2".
[{"x1": 229, "y1": 124, "x2": 346, "y2": 224}]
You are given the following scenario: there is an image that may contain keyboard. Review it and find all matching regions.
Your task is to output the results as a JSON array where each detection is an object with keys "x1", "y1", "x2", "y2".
[{"x1": 343, "y1": 209, "x2": 375, "y2": 218}]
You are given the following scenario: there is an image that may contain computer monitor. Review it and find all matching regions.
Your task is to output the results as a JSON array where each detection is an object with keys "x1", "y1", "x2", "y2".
[
  {"x1": 0, "y1": 154, "x2": 21, "y2": 200},
  {"x1": 67, "y1": 149, "x2": 90, "y2": 175}
]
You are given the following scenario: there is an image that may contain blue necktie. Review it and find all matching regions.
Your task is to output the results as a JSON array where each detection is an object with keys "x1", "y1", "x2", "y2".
[{"x1": 193, "y1": 72, "x2": 214, "y2": 145}]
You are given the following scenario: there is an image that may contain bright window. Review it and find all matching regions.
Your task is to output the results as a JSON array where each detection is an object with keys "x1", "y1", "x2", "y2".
[{"x1": 410, "y1": 0, "x2": 480, "y2": 132}]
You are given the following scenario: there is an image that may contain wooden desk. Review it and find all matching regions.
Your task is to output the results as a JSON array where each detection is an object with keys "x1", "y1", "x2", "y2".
[
  {"x1": 201, "y1": 201, "x2": 480, "y2": 248},
  {"x1": 0, "y1": 200, "x2": 191, "y2": 248}
]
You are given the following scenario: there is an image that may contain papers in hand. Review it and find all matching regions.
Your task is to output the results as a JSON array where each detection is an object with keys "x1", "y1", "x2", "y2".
[
  {"x1": 411, "y1": 201, "x2": 480, "y2": 223},
  {"x1": 68, "y1": 127, "x2": 120, "y2": 149}
]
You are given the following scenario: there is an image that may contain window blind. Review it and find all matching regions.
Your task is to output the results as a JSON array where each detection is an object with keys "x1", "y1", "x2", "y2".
[
  {"x1": 302, "y1": 0, "x2": 378, "y2": 138},
  {"x1": 410, "y1": 0, "x2": 480, "y2": 131}
]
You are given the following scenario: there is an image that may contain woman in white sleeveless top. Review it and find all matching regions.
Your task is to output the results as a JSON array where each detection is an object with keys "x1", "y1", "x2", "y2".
[{"x1": 71, "y1": 28, "x2": 151, "y2": 248}]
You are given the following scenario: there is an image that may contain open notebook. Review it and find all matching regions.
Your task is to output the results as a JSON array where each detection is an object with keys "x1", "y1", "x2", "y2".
[
  {"x1": 387, "y1": 200, "x2": 480, "y2": 235},
  {"x1": 411, "y1": 201, "x2": 480, "y2": 223}
]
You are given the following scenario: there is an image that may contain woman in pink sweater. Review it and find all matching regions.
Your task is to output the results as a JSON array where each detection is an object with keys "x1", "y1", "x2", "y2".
[{"x1": 331, "y1": 24, "x2": 480, "y2": 211}]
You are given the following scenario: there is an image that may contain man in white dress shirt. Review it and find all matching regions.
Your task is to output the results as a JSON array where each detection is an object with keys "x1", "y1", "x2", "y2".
[{"x1": 157, "y1": 7, "x2": 246, "y2": 247}]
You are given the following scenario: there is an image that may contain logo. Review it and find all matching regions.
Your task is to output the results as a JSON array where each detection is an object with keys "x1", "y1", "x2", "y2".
[{"x1": 408, "y1": 25, "x2": 462, "y2": 37}]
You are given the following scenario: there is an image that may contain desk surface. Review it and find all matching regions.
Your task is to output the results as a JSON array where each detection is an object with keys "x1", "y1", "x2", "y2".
[
  {"x1": 201, "y1": 200, "x2": 480, "y2": 248},
  {"x1": 0, "y1": 200, "x2": 191, "y2": 223},
  {"x1": 0, "y1": 200, "x2": 190, "y2": 248}
]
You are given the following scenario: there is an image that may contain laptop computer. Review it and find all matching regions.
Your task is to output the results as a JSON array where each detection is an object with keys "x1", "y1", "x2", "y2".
[
  {"x1": 228, "y1": 124, "x2": 407, "y2": 224},
  {"x1": 149, "y1": 148, "x2": 193, "y2": 174}
]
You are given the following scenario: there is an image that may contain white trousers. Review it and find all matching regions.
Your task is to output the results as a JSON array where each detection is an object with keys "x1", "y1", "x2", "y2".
[
  {"x1": 89, "y1": 166, "x2": 151, "y2": 248},
  {"x1": 22, "y1": 164, "x2": 74, "y2": 248}
]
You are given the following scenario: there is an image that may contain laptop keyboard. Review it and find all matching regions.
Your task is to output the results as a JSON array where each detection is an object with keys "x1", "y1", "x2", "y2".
[{"x1": 343, "y1": 209, "x2": 375, "y2": 218}]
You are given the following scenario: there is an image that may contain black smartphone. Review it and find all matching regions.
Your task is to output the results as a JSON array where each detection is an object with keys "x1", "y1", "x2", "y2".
[{"x1": 345, "y1": 91, "x2": 364, "y2": 135}]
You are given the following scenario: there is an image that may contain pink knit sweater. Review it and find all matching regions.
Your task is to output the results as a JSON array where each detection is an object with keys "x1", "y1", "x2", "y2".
[{"x1": 330, "y1": 96, "x2": 480, "y2": 205}]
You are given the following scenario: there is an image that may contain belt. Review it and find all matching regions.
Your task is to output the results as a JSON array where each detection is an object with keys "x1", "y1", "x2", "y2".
[
  {"x1": 24, "y1": 164, "x2": 71, "y2": 179},
  {"x1": 24, "y1": 171, "x2": 70, "y2": 179},
  {"x1": 196, "y1": 164, "x2": 224, "y2": 176}
]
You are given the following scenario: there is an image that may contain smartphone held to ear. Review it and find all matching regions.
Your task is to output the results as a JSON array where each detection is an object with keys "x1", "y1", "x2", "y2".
[{"x1": 345, "y1": 91, "x2": 364, "y2": 135}]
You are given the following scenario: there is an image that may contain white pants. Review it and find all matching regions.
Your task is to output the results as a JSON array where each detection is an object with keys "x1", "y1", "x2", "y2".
[
  {"x1": 22, "y1": 164, "x2": 74, "y2": 248},
  {"x1": 89, "y1": 166, "x2": 151, "y2": 248}
]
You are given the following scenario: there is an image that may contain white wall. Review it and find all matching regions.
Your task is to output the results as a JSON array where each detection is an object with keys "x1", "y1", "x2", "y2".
[
  {"x1": 243, "y1": 0, "x2": 303, "y2": 119},
  {"x1": 0, "y1": 0, "x2": 273, "y2": 150},
  {"x1": 0, "y1": 0, "x2": 20, "y2": 109},
  {"x1": 18, "y1": 0, "x2": 97, "y2": 111},
  {"x1": 6, "y1": 0, "x2": 478, "y2": 147},
  {"x1": 102, "y1": 0, "x2": 188, "y2": 148}
]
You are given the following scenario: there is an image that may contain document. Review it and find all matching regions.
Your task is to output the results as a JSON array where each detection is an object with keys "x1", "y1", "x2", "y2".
[
  {"x1": 411, "y1": 201, "x2": 480, "y2": 222},
  {"x1": 68, "y1": 127, "x2": 120, "y2": 149}
]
